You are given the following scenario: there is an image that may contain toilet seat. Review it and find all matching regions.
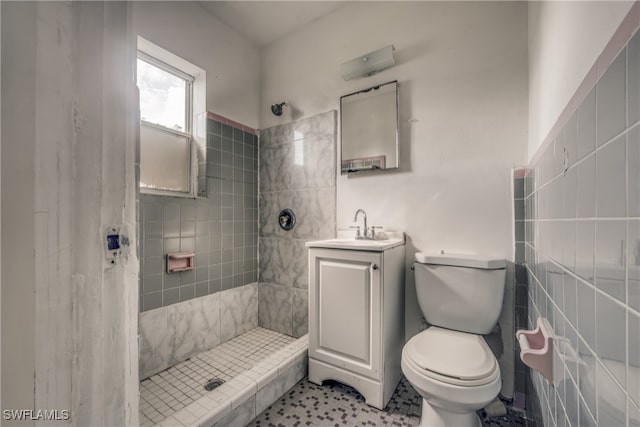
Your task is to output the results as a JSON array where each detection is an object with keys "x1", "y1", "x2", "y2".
[{"x1": 404, "y1": 327, "x2": 499, "y2": 387}]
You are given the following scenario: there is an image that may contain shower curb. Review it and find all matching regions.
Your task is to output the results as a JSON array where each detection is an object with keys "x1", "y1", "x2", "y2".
[{"x1": 154, "y1": 335, "x2": 309, "y2": 427}]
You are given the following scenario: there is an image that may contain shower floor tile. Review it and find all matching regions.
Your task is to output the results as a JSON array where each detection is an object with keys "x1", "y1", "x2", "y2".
[{"x1": 139, "y1": 327, "x2": 295, "y2": 427}]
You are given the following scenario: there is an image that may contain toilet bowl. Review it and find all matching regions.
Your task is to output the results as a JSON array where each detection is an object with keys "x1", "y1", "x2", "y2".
[
  {"x1": 402, "y1": 252, "x2": 506, "y2": 427},
  {"x1": 402, "y1": 327, "x2": 501, "y2": 426}
]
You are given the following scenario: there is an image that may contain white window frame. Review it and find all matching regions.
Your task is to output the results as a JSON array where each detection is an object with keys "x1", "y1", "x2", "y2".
[{"x1": 137, "y1": 50, "x2": 196, "y2": 197}]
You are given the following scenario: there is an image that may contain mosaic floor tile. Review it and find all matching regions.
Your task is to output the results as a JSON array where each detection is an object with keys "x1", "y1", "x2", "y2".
[{"x1": 250, "y1": 377, "x2": 533, "y2": 427}]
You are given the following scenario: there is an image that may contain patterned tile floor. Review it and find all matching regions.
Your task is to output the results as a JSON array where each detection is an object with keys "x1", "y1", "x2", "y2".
[
  {"x1": 139, "y1": 327, "x2": 296, "y2": 426},
  {"x1": 249, "y1": 377, "x2": 532, "y2": 427}
]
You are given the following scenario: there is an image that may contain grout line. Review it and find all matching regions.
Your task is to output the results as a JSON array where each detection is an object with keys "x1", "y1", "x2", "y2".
[
  {"x1": 531, "y1": 119, "x2": 639, "y2": 196},
  {"x1": 525, "y1": 255, "x2": 635, "y2": 401}
]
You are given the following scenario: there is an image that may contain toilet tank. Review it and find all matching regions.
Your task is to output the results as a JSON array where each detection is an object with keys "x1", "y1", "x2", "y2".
[{"x1": 414, "y1": 253, "x2": 506, "y2": 335}]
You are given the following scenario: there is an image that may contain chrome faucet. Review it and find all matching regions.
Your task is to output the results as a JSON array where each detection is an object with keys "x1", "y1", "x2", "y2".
[{"x1": 353, "y1": 209, "x2": 368, "y2": 239}]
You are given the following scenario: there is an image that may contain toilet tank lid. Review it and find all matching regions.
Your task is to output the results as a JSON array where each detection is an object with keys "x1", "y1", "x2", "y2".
[{"x1": 414, "y1": 252, "x2": 506, "y2": 269}]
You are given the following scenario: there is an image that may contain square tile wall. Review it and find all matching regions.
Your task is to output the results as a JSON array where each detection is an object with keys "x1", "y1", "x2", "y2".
[
  {"x1": 139, "y1": 118, "x2": 258, "y2": 312},
  {"x1": 525, "y1": 30, "x2": 640, "y2": 427},
  {"x1": 513, "y1": 173, "x2": 530, "y2": 398},
  {"x1": 258, "y1": 111, "x2": 337, "y2": 337}
]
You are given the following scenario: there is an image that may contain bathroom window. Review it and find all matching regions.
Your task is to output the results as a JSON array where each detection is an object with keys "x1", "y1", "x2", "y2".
[{"x1": 137, "y1": 51, "x2": 194, "y2": 195}]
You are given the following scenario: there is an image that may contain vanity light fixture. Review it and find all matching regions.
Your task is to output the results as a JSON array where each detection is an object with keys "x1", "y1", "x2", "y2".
[{"x1": 340, "y1": 45, "x2": 395, "y2": 81}]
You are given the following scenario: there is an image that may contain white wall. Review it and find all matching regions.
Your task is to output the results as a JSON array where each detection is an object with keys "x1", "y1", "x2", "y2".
[
  {"x1": 132, "y1": 1, "x2": 260, "y2": 128},
  {"x1": 261, "y1": 1, "x2": 529, "y2": 339},
  {"x1": 528, "y1": 0, "x2": 633, "y2": 159}
]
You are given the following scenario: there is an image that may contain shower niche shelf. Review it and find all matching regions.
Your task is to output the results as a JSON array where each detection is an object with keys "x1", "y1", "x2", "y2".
[{"x1": 166, "y1": 252, "x2": 195, "y2": 273}]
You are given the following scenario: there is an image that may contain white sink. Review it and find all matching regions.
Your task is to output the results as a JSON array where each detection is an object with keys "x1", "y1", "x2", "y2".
[{"x1": 306, "y1": 232, "x2": 405, "y2": 252}]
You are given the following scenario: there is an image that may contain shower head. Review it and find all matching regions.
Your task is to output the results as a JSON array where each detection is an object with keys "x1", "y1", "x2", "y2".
[{"x1": 271, "y1": 102, "x2": 287, "y2": 116}]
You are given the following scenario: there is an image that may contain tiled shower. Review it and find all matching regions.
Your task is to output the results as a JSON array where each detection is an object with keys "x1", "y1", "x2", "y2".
[
  {"x1": 257, "y1": 111, "x2": 336, "y2": 338},
  {"x1": 137, "y1": 111, "x2": 337, "y2": 426},
  {"x1": 524, "y1": 27, "x2": 640, "y2": 427}
]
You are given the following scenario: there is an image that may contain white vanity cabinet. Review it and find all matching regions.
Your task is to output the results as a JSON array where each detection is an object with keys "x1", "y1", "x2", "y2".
[{"x1": 306, "y1": 239, "x2": 405, "y2": 410}]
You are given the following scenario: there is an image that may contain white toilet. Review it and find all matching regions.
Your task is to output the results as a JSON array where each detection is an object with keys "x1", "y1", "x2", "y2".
[{"x1": 401, "y1": 252, "x2": 506, "y2": 427}]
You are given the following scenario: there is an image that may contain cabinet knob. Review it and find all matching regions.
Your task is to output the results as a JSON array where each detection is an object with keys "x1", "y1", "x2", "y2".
[{"x1": 372, "y1": 264, "x2": 379, "y2": 270}]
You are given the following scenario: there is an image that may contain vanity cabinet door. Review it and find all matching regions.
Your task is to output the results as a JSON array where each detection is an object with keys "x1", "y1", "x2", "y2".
[{"x1": 309, "y1": 249, "x2": 382, "y2": 381}]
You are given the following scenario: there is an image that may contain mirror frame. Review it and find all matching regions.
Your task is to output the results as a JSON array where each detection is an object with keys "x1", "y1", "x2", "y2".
[{"x1": 340, "y1": 80, "x2": 399, "y2": 175}]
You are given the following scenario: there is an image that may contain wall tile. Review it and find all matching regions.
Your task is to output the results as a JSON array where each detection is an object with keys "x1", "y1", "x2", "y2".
[
  {"x1": 576, "y1": 155, "x2": 596, "y2": 218},
  {"x1": 629, "y1": 220, "x2": 640, "y2": 311},
  {"x1": 575, "y1": 220, "x2": 595, "y2": 282},
  {"x1": 166, "y1": 293, "x2": 221, "y2": 366},
  {"x1": 164, "y1": 288, "x2": 179, "y2": 306},
  {"x1": 139, "y1": 283, "x2": 258, "y2": 379},
  {"x1": 564, "y1": 377, "x2": 579, "y2": 427},
  {"x1": 595, "y1": 220, "x2": 627, "y2": 302},
  {"x1": 259, "y1": 188, "x2": 335, "y2": 240},
  {"x1": 629, "y1": 31, "x2": 640, "y2": 126},
  {"x1": 259, "y1": 143, "x2": 292, "y2": 193},
  {"x1": 257, "y1": 111, "x2": 336, "y2": 337},
  {"x1": 564, "y1": 113, "x2": 578, "y2": 168},
  {"x1": 629, "y1": 399, "x2": 640, "y2": 427},
  {"x1": 563, "y1": 275, "x2": 577, "y2": 328},
  {"x1": 163, "y1": 202, "x2": 180, "y2": 222},
  {"x1": 144, "y1": 238, "x2": 163, "y2": 257},
  {"x1": 143, "y1": 198, "x2": 163, "y2": 222},
  {"x1": 577, "y1": 88, "x2": 597, "y2": 161},
  {"x1": 220, "y1": 283, "x2": 258, "y2": 342},
  {"x1": 562, "y1": 166, "x2": 577, "y2": 219},
  {"x1": 595, "y1": 293, "x2": 626, "y2": 387},
  {"x1": 629, "y1": 127, "x2": 640, "y2": 218},
  {"x1": 597, "y1": 51, "x2": 627, "y2": 146},
  {"x1": 596, "y1": 361, "x2": 627, "y2": 426},
  {"x1": 144, "y1": 221, "x2": 162, "y2": 239},
  {"x1": 212, "y1": 395, "x2": 255, "y2": 427},
  {"x1": 255, "y1": 357, "x2": 307, "y2": 415},
  {"x1": 163, "y1": 272, "x2": 180, "y2": 290},
  {"x1": 140, "y1": 118, "x2": 258, "y2": 311},
  {"x1": 142, "y1": 291, "x2": 163, "y2": 311},
  {"x1": 578, "y1": 339, "x2": 597, "y2": 418},
  {"x1": 576, "y1": 278, "x2": 596, "y2": 349},
  {"x1": 259, "y1": 136, "x2": 335, "y2": 193},
  {"x1": 596, "y1": 133, "x2": 627, "y2": 217},
  {"x1": 179, "y1": 284, "x2": 195, "y2": 302},
  {"x1": 629, "y1": 309, "x2": 640, "y2": 407},
  {"x1": 261, "y1": 110, "x2": 336, "y2": 149},
  {"x1": 258, "y1": 238, "x2": 293, "y2": 287},
  {"x1": 292, "y1": 288, "x2": 309, "y2": 338},
  {"x1": 258, "y1": 283, "x2": 292, "y2": 336},
  {"x1": 164, "y1": 237, "x2": 180, "y2": 253},
  {"x1": 526, "y1": 33, "x2": 640, "y2": 427},
  {"x1": 139, "y1": 307, "x2": 168, "y2": 379},
  {"x1": 258, "y1": 238, "x2": 308, "y2": 290},
  {"x1": 142, "y1": 274, "x2": 163, "y2": 294}
]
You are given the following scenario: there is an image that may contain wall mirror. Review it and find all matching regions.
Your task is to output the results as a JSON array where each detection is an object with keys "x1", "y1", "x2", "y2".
[{"x1": 340, "y1": 80, "x2": 398, "y2": 174}]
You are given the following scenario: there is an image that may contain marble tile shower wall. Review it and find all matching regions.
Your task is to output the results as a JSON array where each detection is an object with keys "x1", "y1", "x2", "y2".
[
  {"x1": 140, "y1": 118, "x2": 258, "y2": 311},
  {"x1": 139, "y1": 283, "x2": 258, "y2": 379},
  {"x1": 524, "y1": 31, "x2": 640, "y2": 427},
  {"x1": 258, "y1": 111, "x2": 337, "y2": 338}
]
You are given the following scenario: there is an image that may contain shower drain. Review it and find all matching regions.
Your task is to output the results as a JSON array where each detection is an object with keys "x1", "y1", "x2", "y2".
[{"x1": 204, "y1": 378, "x2": 225, "y2": 391}]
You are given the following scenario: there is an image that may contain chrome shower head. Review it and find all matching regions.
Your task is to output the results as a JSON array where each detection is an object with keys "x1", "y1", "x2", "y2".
[{"x1": 271, "y1": 102, "x2": 287, "y2": 116}]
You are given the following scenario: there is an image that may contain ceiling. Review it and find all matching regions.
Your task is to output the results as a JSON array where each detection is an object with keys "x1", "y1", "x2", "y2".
[{"x1": 199, "y1": 1, "x2": 346, "y2": 48}]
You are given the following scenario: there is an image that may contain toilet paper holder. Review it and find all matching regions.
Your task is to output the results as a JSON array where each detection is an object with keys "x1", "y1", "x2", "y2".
[{"x1": 516, "y1": 317, "x2": 554, "y2": 384}]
